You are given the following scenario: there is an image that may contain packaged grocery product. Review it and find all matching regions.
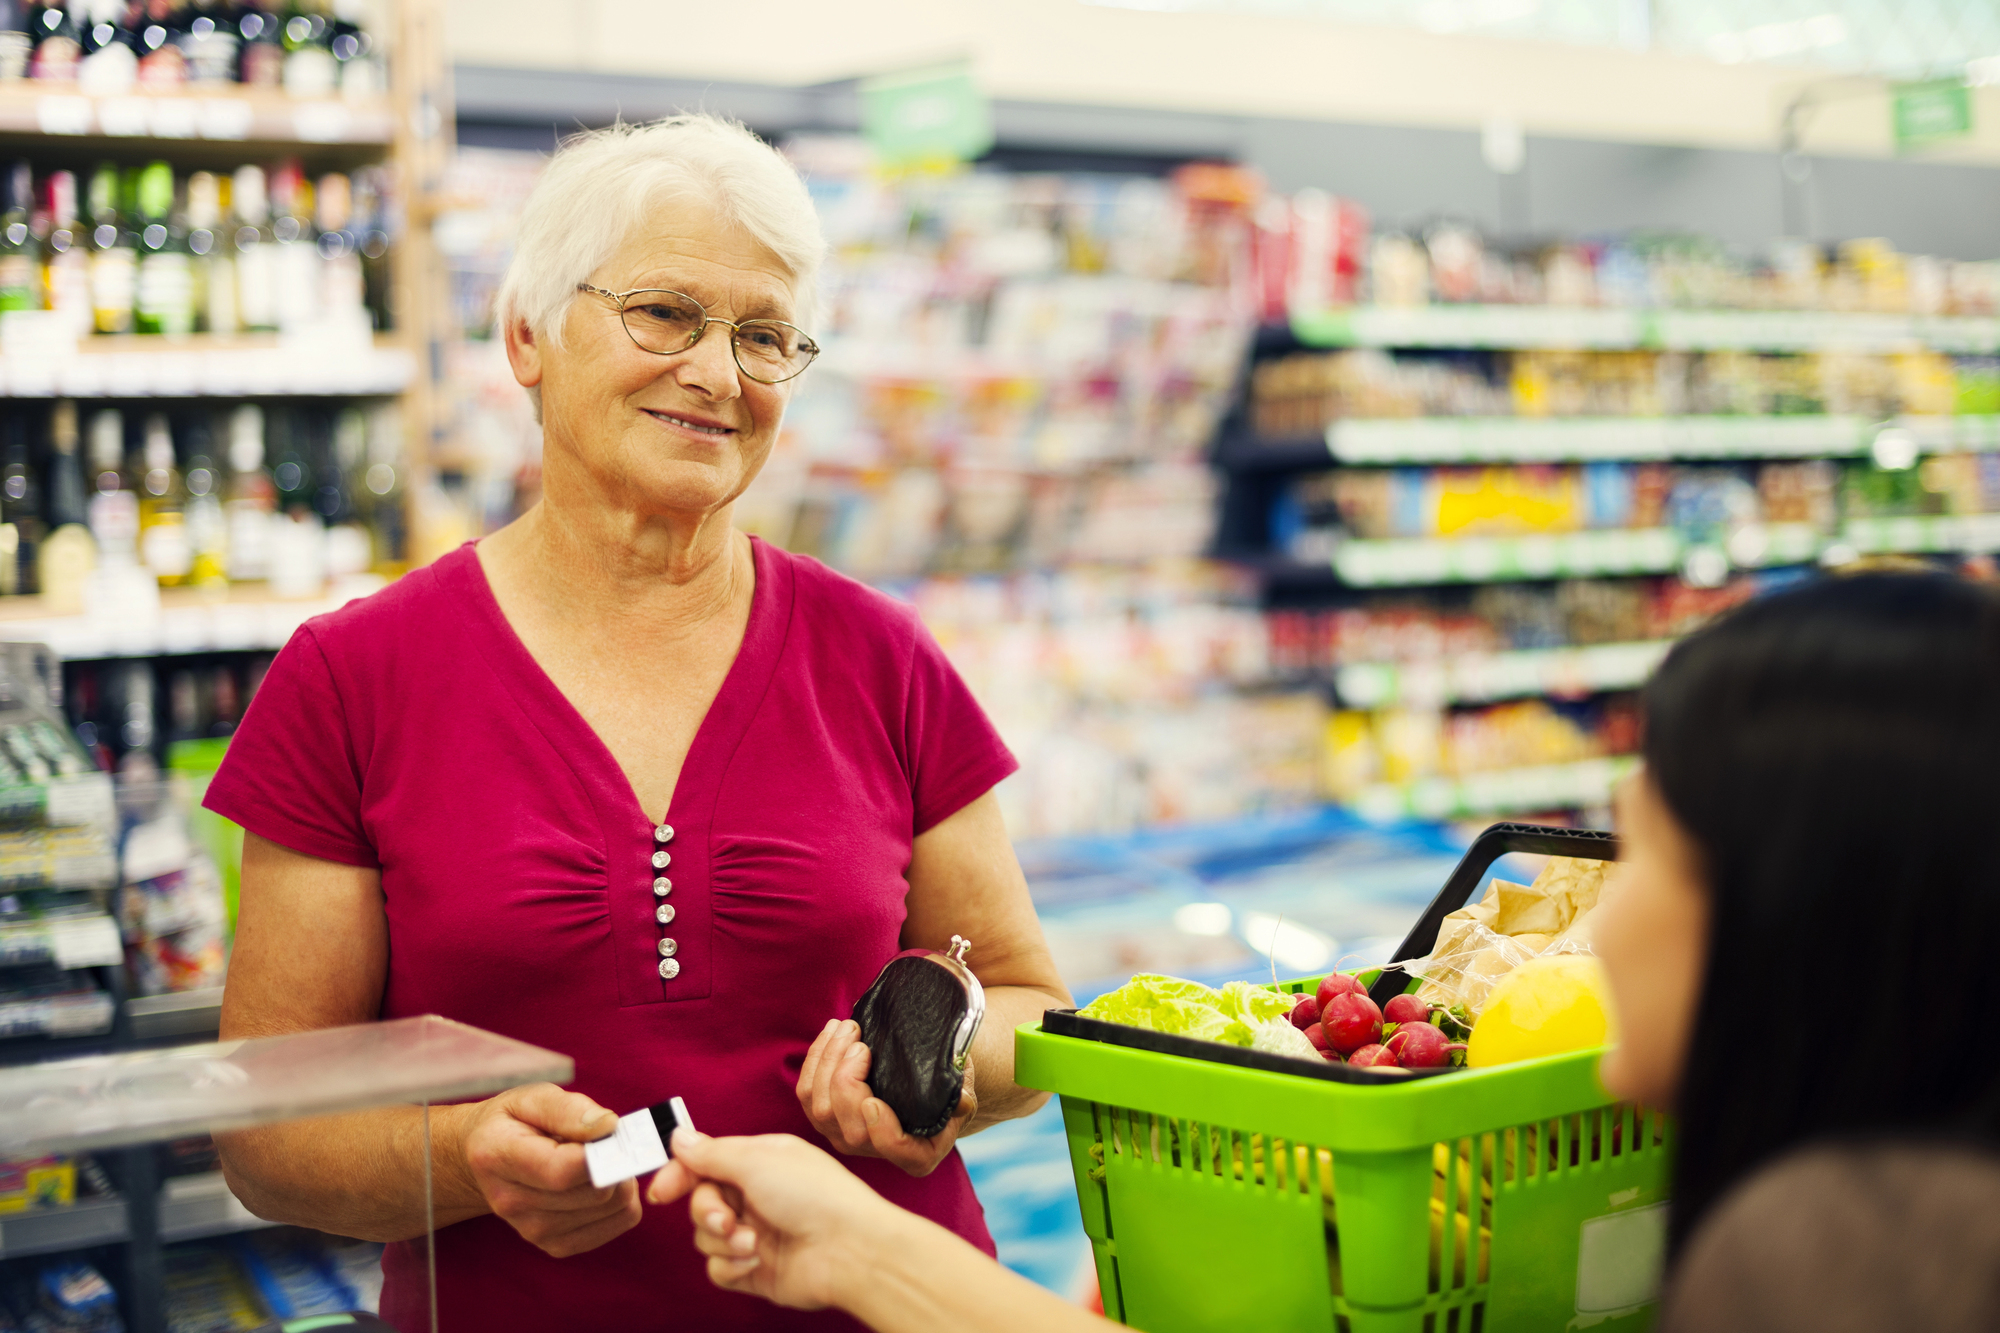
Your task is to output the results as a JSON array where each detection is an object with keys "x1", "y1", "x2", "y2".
[{"x1": 1399, "y1": 854, "x2": 1625, "y2": 1015}]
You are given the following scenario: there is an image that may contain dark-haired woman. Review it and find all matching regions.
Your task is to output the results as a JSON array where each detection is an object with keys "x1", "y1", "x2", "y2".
[
  {"x1": 1595, "y1": 569, "x2": 2000, "y2": 1332},
  {"x1": 645, "y1": 571, "x2": 2000, "y2": 1332}
]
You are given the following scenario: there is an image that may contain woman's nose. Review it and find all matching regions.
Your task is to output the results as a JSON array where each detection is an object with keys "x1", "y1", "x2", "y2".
[{"x1": 672, "y1": 322, "x2": 744, "y2": 401}]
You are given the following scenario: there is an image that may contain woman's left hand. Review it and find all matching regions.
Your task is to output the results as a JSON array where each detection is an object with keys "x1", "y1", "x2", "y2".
[{"x1": 796, "y1": 1018, "x2": 976, "y2": 1177}]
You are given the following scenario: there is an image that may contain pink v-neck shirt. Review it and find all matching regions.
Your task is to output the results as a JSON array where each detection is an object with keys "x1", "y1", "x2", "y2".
[{"x1": 204, "y1": 539, "x2": 1019, "y2": 1332}]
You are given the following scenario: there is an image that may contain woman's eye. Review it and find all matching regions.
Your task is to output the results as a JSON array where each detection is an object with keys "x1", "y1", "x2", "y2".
[
  {"x1": 635, "y1": 305, "x2": 697, "y2": 324},
  {"x1": 741, "y1": 327, "x2": 788, "y2": 351}
]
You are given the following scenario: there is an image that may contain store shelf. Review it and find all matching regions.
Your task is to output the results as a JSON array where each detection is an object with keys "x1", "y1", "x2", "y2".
[
  {"x1": 1289, "y1": 305, "x2": 2000, "y2": 354},
  {"x1": 1333, "y1": 640, "x2": 1672, "y2": 708},
  {"x1": 0, "y1": 578, "x2": 386, "y2": 660},
  {"x1": 0, "y1": 1194, "x2": 126, "y2": 1259},
  {"x1": 1322, "y1": 414, "x2": 1878, "y2": 465},
  {"x1": 1353, "y1": 755, "x2": 1639, "y2": 822},
  {"x1": 0, "y1": 86, "x2": 393, "y2": 147},
  {"x1": 1329, "y1": 527, "x2": 1688, "y2": 585},
  {"x1": 159, "y1": 1171, "x2": 274, "y2": 1243},
  {"x1": 0, "y1": 914, "x2": 121, "y2": 970},
  {"x1": 0, "y1": 1172, "x2": 272, "y2": 1259},
  {"x1": 126, "y1": 988, "x2": 224, "y2": 1042},
  {"x1": 0, "y1": 989, "x2": 116, "y2": 1040},
  {"x1": 0, "y1": 327, "x2": 414, "y2": 398}
]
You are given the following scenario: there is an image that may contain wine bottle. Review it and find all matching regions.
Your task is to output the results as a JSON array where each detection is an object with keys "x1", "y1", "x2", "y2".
[
  {"x1": 134, "y1": 0, "x2": 185, "y2": 89},
  {"x1": 41, "y1": 169, "x2": 89, "y2": 330},
  {"x1": 175, "y1": 0, "x2": 229, "y2": 81},
  {"x1": 182, "y1": 411, "x2": 226, "y2": 587},
  {"x1": 234, "y1": 0, "x2": 279, "y2": 85},
  {"x1": 328, "y1": 0, "x2": 374, "y2": 96},
  {"x1": 279, "y1": 0, "x2": 330, "y2": 98},
  {"x1": 0, "y1": 0, "x2": 32, "y2": 80},
  {"x1": 28, "y1": 0, "x2": 80, "y2": 80},
  {"x1": 314, "y1": 169, "x2": 365, "y2": 323},
  {"x1": 184, "y1": 169, "x2": 233, "y2": 335},
  {"x1": 323, "y1": 402, "x2": 371, "y2": 576},
  {"x1": 269, "y1": 159, "x2": 316, "y2": 329},
  {"x1": 38, "y1": 400, "x2": 93, "y2": 614},
  {"x1": 85, "y1": 406, "x2": 138, "y2": 562},
  {"x1": 75, "y1": 0, "x2": 137, "y2": 95},
  {"x1": 224, "y1": 402, "x2": 274, "y2": 581},
  {"x1": 85, "y1": 162, "x2": 136, "y2": 335},
  {"x1": 0, "y1": 413, "x2": 40, "y2": 594},
  {"x1": 354, "y1": 165, "x2": 390, "y2": 330},
  {"x1": 0, "y1": 161, "x2": 34, "y2": 311},
  {"x1": 134, "y1": 160, "x2": 194, "y2": 336},
  {"x1": 231, "y1": 164, "x2": 277, "y2": 332},
  {"x1": 266, "y1": 405, "x2": 324, "y2": 596},
  {"x1": 135, "y1": 410, "x2": 189, "y2": 584}
]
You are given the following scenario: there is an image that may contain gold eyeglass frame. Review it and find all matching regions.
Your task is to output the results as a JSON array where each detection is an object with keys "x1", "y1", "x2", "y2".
[{"x1": 575, "y1": 283, "x2": 821, "y2": 384}]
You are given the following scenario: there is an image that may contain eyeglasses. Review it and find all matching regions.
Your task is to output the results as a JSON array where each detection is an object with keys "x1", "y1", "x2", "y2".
[{"x1": 576, "y1": 284, "x2": 820, "y2": 384}]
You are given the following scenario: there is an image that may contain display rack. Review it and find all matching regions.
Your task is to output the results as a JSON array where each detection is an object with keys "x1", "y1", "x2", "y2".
[
  {"x1": 1215, "y1": 298, "x2": 2000, "y2": 821},
  {"x1": 0, "y1": 5, "x2": 455, "y2": 1328}
]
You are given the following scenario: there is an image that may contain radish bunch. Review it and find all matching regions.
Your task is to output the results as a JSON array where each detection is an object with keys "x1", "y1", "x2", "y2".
[{"x1": 1287, "y1": 976, "x2": 1467, "y2": 1072}]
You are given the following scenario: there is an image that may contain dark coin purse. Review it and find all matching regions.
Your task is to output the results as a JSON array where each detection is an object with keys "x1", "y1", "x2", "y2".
[{"x1": 850, "y1": 935, "x2": 985, "y2": 1139}]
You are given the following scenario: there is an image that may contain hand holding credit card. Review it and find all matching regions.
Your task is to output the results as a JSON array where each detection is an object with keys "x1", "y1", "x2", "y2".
[{"x1": 584, "y1": 1097, "x2": 695, "y2": 1189}]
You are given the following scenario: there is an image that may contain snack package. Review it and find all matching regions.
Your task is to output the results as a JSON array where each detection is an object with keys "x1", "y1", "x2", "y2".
[{"x1": 1399, "y1": 856, "x2": 1625, "y2": 1016}]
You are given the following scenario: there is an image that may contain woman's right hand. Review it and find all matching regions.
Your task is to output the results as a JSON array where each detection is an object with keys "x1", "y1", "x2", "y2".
[{"x1": 453, "y1": 1083, "x2": 642, "y2": 1257}]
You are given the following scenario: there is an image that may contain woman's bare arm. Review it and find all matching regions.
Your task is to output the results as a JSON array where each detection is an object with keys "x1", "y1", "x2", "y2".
[
  {"x1": 654, "y1": 1131, "x2": 1106, "y2": 1333},
  {"x1": 900, "y1": 790, "x2": 1071, "y2": 1129},
  {"x1": 216, "y1": 832, "x2": 641, "y2": 1252},
  {"x1": 798, "y1": 791, "x2": 1071, "y2": 1174}
]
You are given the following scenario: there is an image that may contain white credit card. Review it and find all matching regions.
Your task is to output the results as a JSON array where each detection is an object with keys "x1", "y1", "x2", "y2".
[{"x1": 584, "y1": 1097, "x2": 693, "y2": 1189}]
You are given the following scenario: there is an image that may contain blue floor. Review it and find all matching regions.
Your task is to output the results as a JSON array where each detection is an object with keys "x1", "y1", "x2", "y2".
[{"x1": 963, "y1": 806, "x2": 1471, "y2": 1296}]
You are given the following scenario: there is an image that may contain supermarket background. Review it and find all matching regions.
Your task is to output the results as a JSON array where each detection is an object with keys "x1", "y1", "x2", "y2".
[{"x1": 4, "y1": 0, "x2": 2000, "y2": 1327}]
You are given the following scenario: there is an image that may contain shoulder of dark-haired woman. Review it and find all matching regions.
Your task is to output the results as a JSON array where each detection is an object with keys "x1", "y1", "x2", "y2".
[{"x1": 1658, "y1": 1137, "x2": 2000, "y2": 1333}]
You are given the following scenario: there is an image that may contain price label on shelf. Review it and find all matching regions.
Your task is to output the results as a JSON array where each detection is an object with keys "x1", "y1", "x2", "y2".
[
  {"x1": 96, "y1": 96, "x2": 151, "y2": 137},
  {"x1": 197, "y1": 97, "x2": 253, "y2": 140},
  {"x1": 148, "y1": 97, "x2": 198, "y2": 139},
  {"x1": 35, "y1": 95, "x2": 93, "y2": 135},
  {"x1": 292, "y1": 101, "x2": 352, "y2": 142}
]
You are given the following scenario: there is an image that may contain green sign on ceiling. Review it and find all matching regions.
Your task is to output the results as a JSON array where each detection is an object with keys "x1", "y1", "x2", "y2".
[
  {"x1": 1892, "y1": 80, "x2": 1973, "y2": 150},
  {"x1": 859, "y1": 64, "x2": 994, "y2": 167}
]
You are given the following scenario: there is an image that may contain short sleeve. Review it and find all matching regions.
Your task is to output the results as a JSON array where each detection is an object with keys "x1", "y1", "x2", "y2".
[
  {"x1": 904, "y1": 623, "x2": 1018, "y2": 836},
  {"x1": 203, "y1": 624, "x2": 378, "y2": 868}
]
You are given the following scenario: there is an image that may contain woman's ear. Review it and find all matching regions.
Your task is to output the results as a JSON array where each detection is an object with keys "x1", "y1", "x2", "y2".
[{"x1": 503, "y1": 316, "x2": 544, "y2": 390}]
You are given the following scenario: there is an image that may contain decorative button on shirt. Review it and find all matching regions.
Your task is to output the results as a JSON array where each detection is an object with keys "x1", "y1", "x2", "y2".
[
  {"x1": 658, "y1": 938, "x2": 678, "y2": 958},
  {"x1": 654, "y1": 824, "x2": 674, "y2": 843},
  {"x1": 655, "y1": 904, "x2": 675, "y2": 925},
  {"x1": 652, "y1": 877, "x2": 671, "y2": 896},
  {"x1": 651, "y1": 850, "x2": 670, "y2": 870},
  {"x1": 658, "y1": 958, "x2": 680, "y2": 980}
]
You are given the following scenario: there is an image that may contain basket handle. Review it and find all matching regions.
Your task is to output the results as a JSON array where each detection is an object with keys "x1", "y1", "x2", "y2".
[{"x1": 1364, "y1": 822, "x2": 1619, "y2": 1007}]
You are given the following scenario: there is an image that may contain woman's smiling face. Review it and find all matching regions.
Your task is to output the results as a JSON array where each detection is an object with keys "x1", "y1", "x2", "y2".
[{"x1": 511, "y1": 200, "x2": 803, "y2": 521}]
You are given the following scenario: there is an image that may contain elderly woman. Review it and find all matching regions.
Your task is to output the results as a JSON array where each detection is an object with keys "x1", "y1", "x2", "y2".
[{"x1": 205, "y1": 115, "x2": 1070, "y2": 1332}]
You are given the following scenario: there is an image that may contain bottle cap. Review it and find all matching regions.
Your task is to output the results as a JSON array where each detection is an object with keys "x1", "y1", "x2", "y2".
[
  {"x1": 135, "y1": 161, "x2": 172, "y2": 223},
  {"x1": 229, "y1": 404, "x2": 264, "y2": 473},
  {"x1": 231, "y1": 165, "x2": 267, "y2": 226}
]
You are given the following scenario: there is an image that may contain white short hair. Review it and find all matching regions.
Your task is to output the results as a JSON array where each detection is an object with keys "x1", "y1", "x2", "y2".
[{"x1": 494, "y1": 114, "x2": 825, "y2": 353}]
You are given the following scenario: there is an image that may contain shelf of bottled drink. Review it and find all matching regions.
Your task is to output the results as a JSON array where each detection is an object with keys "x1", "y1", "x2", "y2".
[
  {"x1": 0, "y1": 85, "x2": 394, "y2": 147},
  {"x1": 1287, "y1": 304, "x2": 2000, "y2": 355},
  {"x1": 0, "y1": 576, "x2": 383, "y2": 659},
  {"x1": 0, "y1": 329, "x2": 414, "y2": 396}
]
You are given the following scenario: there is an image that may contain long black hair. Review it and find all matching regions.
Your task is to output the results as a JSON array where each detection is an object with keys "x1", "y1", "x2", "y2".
[{"x1": 1644, "y1": 571, "x2": 2000, "y2": 1258}]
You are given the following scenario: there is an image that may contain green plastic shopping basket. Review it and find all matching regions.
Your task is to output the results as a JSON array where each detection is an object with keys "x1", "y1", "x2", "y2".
[{"x1": 1015, "y1": 823, "x2": 1673, "y2": 1333}]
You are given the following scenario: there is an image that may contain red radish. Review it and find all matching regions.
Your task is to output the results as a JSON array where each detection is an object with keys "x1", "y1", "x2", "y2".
[
  {"x1": 1347, "y1": 1044, "x2": 1398, "y2": 1069},
  {"x1": 1302, "y1": 1022, "x2": 1332, "y2": 1054},
  {"x1": 1383, "y1": 994, "x2": 1431, "y2": 1027},
  {"x1": 1315, "y1": 972, "x2": 1364, "y2": 1011},
  {"x1": 1289, "y1": 994, "x2": 1321, "y2": 1030},
  {"x1": 1319, "y1": 993, "x2": 1383, "y2": 1055},
  {"x1": 1384, "y1": 1022, "x2": 1460, "y2": 1069},
  {"x1": 1321, "y1": 1049, "x2": 1344, "y2": 1063}
]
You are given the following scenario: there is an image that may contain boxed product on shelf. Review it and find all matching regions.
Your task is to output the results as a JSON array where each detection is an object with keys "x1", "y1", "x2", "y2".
[
  {"x1": 0, "y1": 1154, "x2": 75, "y2": 1213},
  {"x1": 1248, "y1": 346, "x2": 1985, "y2": 438},
  {"x1": 162, "y1": 1232, "x2": 381, "y2": 1332},
  {"x1": 0, "y1": 1257, "x2": 124, "y2": 1333},
  {"x1": 1253, "y1": 203, "x2": 2000, "y2": 316},
  {"x1": 117, "y1": 766, "x2": 227, "y2": 998}
]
